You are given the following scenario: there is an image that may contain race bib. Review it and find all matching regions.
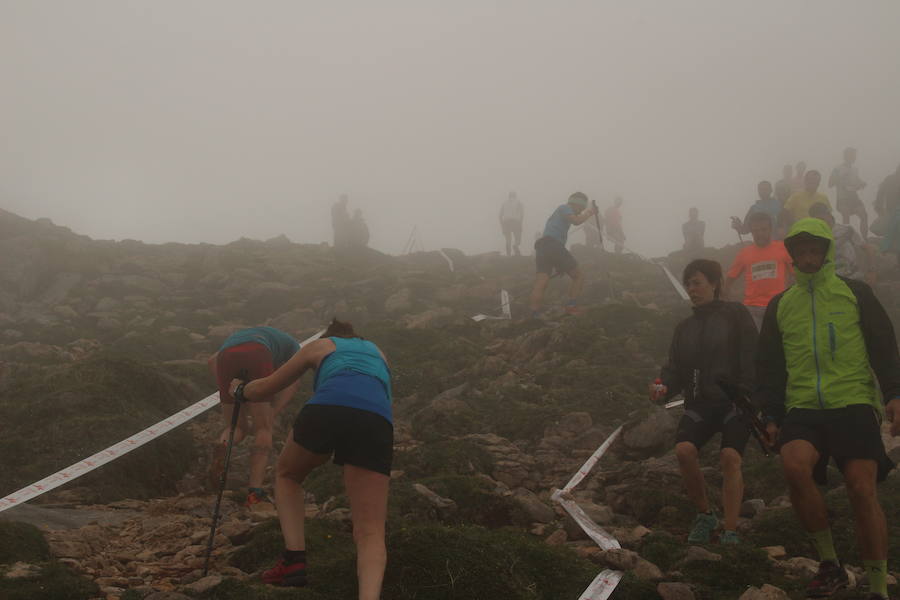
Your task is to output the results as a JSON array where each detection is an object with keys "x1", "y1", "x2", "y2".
[{"x1": 751, "y1": 260, "x2": 777, "y2": 281}]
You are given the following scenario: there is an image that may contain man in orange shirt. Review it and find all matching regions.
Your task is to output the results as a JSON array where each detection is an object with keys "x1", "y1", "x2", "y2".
[{"x1": 724, "y1": 212, "x2": 793, "y2": 330}]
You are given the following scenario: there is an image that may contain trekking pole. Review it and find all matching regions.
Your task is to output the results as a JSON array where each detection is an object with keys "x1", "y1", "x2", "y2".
[{"x1": 202, "y1": 372, "x2": 247, "y2": 576}]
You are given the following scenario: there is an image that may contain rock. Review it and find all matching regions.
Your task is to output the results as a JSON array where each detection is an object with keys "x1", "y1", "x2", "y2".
[
  {"x1": 384, "y1": 288, "x2": 413, "y2": 313},
  {"x1": 580, "y1": 502, "x2": 615, "y2": 525},
  {"x1": 182, "y1": 575, "x2": 222, "y2": 594},
  {"x1": 657, "y1": 581, "x2": 695, "y2": 600},
  {"x1": 511, "y1": 488, "x2": 556, "y2": 523},
  {"x1": 633, "y1": 557, "x2": 664, "y2": 580},
  {"x1": 681, "y1": 546, "x2": 722, "y2": 563},
  {"x1": 3, "y1": 562, "x2": 41, "y2": 579},
  {"x1": 621, "y1": 408, "x2": 677, "y2": 455},
  {"x1": 544, "y1": 529, "x2": 567, "y2": 546},
  {"x1": 553, "y1": 412, "x2": 593, "y2": 437},
  {"x1": 780, "y1": 556, "x2": 819, "y2": 578},
  {"x1": 145, "y1": 593, "x2": 193, "y2": 600},
  {"x1": 412, "y1": 483, "x2": 457, "y2": 511},
  {"x1": 598, "y1": 548, "x2": 639, "y2": 570},
  {"x1": 737, "y1": 584, "x2": 790, "y2": 600},
  {"x1": 740, "y1": 498, "x2": 766, "y2": 517},
  {"x1": 762, "y1": 545, "x2": 786, "y2": 560}
]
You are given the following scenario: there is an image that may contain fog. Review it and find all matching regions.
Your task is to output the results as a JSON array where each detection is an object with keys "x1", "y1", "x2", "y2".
[{"x1": 3, "y1": 1, "x2": 900, "y2": 257}]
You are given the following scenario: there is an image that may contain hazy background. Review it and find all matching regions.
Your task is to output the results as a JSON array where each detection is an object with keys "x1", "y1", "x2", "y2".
[{"x1": 3, "y1": 1, "x2": 900, "y2": 257}]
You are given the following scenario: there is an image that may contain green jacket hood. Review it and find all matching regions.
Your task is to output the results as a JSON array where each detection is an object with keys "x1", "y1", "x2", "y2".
[{"x1": 784, "y1": 218, "x2": 835, "y2": 286}]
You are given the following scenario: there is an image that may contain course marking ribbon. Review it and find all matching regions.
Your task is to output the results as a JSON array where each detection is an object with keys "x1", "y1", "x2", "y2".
[{"x1": 0, "y1": 329, "x2": 325, "y2": 513}]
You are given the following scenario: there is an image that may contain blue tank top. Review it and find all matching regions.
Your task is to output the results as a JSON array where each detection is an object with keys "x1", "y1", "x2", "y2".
[
  {"x1": 309, "y1": 337, "x2": 393, "y2": 423},
  {"x1": 219, "y1": 326, "x2": 300, "y2": 367}
]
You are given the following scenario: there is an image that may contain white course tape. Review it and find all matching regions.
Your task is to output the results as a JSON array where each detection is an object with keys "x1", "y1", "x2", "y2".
[
  {"x1": 560, "y1": 425, "x2": 622, "y2": 493},
  {"x1": 578, "y1": 570, "x2": 624, "y2": 600},
  {"x1": 438, "y1": 249, "x2": 455, "y2": 272},
  {"x1": 660, "y1": 264, "x2": 690, "y2": 301},
  {"x1": 0, "y1": 392, "x2": 220, "y2": 513},
  {"x1": 665, "y1": 398, "x2": 685, "y2": 409},
  {"x1": 471, "y1": 290, "x2": 512, "y2": 322},
  {"x1": 551, "y1": 425, "x2": 624, "y2": 597},
  {"x1": 0, "y1": 329, "x2": 326, "y2": 514}
]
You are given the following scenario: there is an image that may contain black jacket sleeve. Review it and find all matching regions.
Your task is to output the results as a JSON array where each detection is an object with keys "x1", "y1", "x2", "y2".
[
  {"x1": 753, "y1": 293, "x2": 788, "y2": 423},
  {"x1": 732, "y1": 303, "x2": 759, "y2": 398},
  {"x1": 660, "y1": 322, "x2": 684, "y2": 400},
  {"x1": 845, "y1": 278, "x2": 900, "y2": 402}
]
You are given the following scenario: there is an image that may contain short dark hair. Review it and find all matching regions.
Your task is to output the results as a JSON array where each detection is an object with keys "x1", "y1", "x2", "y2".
[
  {"x1": 747, "y1": 211, "x2": 772, "y2": 227},
  {"x1": 323, "y1": 318, "x2": 358, "y2": 339},
  {"x1": 683, "y1": 259, "x2": 723, "y2": 297}
]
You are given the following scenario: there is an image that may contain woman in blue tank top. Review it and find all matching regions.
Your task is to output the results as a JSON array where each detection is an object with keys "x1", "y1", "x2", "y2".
[{"x1": 232, "y1": 319, "x2": 392, "y2": 599}]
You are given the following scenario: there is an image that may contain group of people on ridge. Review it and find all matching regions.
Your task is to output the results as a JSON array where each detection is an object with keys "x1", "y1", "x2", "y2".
[
  {"x1": 331, "y1": 194, "x2": 370, "y2": 249},
  {"x1": 652, "y1": 217, "x2": 900, "y2": 600}
]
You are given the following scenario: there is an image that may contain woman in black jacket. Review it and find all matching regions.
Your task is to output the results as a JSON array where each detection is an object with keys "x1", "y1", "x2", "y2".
[{"x1": 650, "y1": 259, "x2": 758, "y2": 545}]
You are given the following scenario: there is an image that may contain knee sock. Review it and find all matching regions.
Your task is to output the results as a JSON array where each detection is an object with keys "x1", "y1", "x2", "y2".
[
  {"x1": 863, "y1": 559, "x2": 888, "y2": 597},
  {"x1": 809, "y1": 528, "x2": 838, "y2": 563},
  {"x1": 283, "y1": 549, "x2": 306, "y2": 565}
]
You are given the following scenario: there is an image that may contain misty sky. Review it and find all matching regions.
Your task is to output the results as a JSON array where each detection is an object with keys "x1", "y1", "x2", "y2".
[{"x1": 3, "y1": 1, "x2": 900, "y2": 257}]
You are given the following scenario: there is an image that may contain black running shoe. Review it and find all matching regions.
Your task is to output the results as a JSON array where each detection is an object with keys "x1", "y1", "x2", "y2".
[{"x1": 805, "y1": 560, "x2": 849, "y2": 598}]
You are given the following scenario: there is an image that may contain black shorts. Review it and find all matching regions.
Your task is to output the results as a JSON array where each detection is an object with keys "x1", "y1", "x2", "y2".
[
  {"x1": 836, "y1": 193, "x2": 865, "y2": 216},
  {"x1": 292, "y1": 404, "x2": 394, "y2": 476},
  {"x1": 534, "y1": 237, "x2": 577, "y2": 275},
  {"x1": 675, "y1": 405, "x2": 751, "y2": 454},
  {"x1": 779, "y1": 404, "x2": 894, "y2": 484},
  {"x1": 501, "y1": 220, "x2": 522, "y2": 236}
]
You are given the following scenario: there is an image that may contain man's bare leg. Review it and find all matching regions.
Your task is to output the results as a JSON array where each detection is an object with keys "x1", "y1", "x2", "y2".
[
  {"x1": 529, "y1": 273, "x2": 550, "y2": 313},
  {"x1": 780, "y1": 440, "x2": 829, "y2": 532},
  {"x1": 675, "y1": 442, "x2": 709, "y2": 512},
  {"x1": 566, "y1": 267, "x2": 584, "y2": 302},
  {"x1": 719, "y1": 448, "x2": 743, "y2": 531}
]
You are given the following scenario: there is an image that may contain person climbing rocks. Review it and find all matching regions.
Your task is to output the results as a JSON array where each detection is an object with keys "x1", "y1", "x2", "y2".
[
  {"x1": 231, "y1": 318, "x2": 392, "y2": 600},
  {"x1": 650, "y1": 259, "x2": 758, "y2": 545},
  {"x1": 682, "y1": 207, "x2": 705, "y2": 253},
  {"x1": 782, "y1": 170, "x2": 832, "y2": 230},
  {"x1": 332, "y1": 194, "x2": 351, "y2": 248},
  {"x1": 499, "y1": 191, "x2": 524, "y2": 256},
  {"x1": 731, "y1": 181, "x2": 783, "y2": 239},
  {"x1": 349, "y1": 208, "x2": 370, "y2": 248},
  {"x1": 829, "y1": 147, "x2": 869, "y2": 239},
  {"x1": 755, "y1": 218, "x2": 900, "y2": 600},
  {"x1": 528, "y1": 192, "x2": 598, "y2": 316},
  {"x1": 809, "y1": 202, "x2": 876, "y2": 285},
  {"x1": 724, "y1": 212, "x2": 793, "y2": 330},
  {"x1": 208, "y1": 326, "x2": 302, "y2": 506},
  {"x1": 604, "y1": 196, "x2": 626, "y2": 254}
]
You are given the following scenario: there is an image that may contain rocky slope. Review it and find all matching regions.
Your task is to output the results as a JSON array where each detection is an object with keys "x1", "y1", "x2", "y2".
[{"x1": 2, "y1": 208, "x2": 900, "y2": 600}]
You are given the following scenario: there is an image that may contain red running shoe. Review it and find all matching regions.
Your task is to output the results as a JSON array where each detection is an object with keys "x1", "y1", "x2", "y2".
[{"x1": 262, "y1": 558, "x2": 307, "y2": 587}]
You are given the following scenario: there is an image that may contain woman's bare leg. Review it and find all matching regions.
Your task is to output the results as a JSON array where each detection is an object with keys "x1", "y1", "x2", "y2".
[
  {"x1": 344, "y1": 465, "x2": 390, "y2": 600},
  {"x1": 275, "y1": 436, "x2": 330, "y2": 550}
]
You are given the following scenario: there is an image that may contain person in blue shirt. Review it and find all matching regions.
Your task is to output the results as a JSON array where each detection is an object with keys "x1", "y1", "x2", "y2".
[
  {"x1": 528, "y1": 192, "x2": 598, "y2": 316},
  {"x1": 208, "y1": 326, "x2": 302, "y2": 506},
  {"x1": 233, "y1": 319, "x2": 392, "y2": 599},
  {"x1": 731, "y1": 181, "x2": 784, "y2": 239}
]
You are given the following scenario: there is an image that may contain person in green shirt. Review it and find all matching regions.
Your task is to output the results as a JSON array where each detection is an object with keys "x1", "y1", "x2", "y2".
[
  {"x1": 782, "y1": 170, "x2": 832, "y2": 229},
  {"x1": 755, "y1": 218, "x2": 900, "y2": 600}
]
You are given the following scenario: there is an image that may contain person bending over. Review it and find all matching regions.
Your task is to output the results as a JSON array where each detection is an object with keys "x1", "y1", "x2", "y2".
[
  {"x1": 651, "y1": 259, "x2": 758, "y2": 545},
  {"x1": 208, "y1": 326, "x2": 302, "y2": 505},
  {"x1": 232, "y1": 319, "x2": 392, "y2": 600}
]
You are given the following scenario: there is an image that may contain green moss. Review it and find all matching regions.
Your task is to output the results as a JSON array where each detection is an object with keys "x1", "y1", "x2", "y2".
[
  {"x1": 0, "y1": 355, "x2": 198, "y2": 501},
  {"x1": 638, "y1": 531, "x2": 686, "y2": 571},
  {"x1": 394, "y1": 440, "x2": 494, "y2": 479},
  {"x1": 0, "y1": 521, "x2": 50, "y2": 564},
  {"x1": 0, "y1": 561, "x2": 99, "y2": 600}
]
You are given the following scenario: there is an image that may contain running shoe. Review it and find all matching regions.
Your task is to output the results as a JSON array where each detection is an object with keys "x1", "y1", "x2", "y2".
[
  {"x1": 719, "y1": 530, "x2": 740, "y2": 545},
  {"x1": 805, "y1": 560, "x2": 849, "y2": 598},
  {"x1": 687, "y1": 511, "x2": 718, "y2": 544},
  {"x1": 262, "y1": 558, "x2": 307, "y2": 587},
  {"x1": 245, "y1": 487, "x2": 273, "y2": 507}
]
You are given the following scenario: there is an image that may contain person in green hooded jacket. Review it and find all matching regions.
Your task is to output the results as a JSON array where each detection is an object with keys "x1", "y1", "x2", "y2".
[{"x1": 754, "y1": 218, "x2": 900, "y2": 600}]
